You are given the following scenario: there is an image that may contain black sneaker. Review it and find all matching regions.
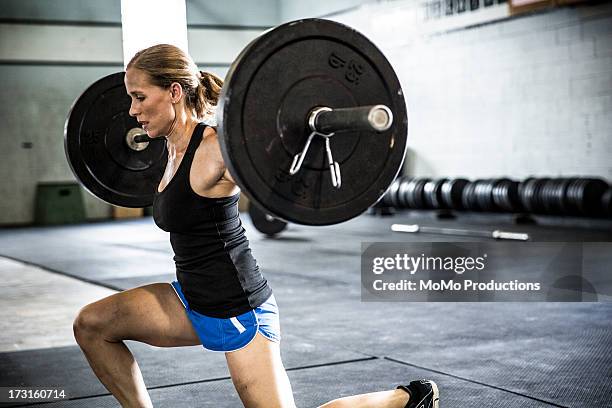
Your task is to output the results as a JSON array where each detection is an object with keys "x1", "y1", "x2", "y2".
[{"x1": 397, "y1": 379, "x2": 439, "y2": 408}]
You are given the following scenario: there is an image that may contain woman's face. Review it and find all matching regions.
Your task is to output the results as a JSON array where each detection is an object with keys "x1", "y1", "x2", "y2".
[{"x1": 125, "y1": 68, "x2": 174, "y2": 138}]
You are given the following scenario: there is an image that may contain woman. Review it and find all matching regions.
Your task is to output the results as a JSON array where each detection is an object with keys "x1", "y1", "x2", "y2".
[{"x1": 72, "y1": 44, "x2": 439, "y2": 408}]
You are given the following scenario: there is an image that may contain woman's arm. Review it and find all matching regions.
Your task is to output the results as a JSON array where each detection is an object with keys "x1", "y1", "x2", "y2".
[{"x1": 190, "y1": 127, "x2": 240, "y2": 197}]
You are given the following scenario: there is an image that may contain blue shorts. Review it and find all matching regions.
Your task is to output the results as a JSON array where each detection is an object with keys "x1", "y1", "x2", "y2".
[{"x1": 170, "y1": 281, "x2": 281, "y2": 352}]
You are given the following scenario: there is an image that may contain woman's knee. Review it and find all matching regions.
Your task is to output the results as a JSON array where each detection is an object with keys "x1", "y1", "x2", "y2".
[{"x1": 73, "y1": 302, "x2": 114, "y2": 343}]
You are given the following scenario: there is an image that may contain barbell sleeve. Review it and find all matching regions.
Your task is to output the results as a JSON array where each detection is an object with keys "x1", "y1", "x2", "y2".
[
  {"x1": 133, "y1": 134, "x2": 152, "y2": 143},
  {"x1": 309, "y1": 105, "x2": 393, "y2": 134}
]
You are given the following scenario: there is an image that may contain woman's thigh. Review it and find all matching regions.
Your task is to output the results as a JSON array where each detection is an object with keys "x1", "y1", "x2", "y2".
[
  {"x1": 225, "y1": 333, "x2": 296, "y2": 408},
  {"x1": 76, "y1": 283, "x2": 201, "y2": 347}
]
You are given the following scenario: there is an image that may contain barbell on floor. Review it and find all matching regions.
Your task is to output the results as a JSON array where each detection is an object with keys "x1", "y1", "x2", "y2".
[{"x1": 391, "y1": 224, "x2": 530, "y2": 241}]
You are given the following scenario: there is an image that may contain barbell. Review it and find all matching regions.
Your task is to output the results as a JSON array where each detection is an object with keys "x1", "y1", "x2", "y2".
[{"x1": 64, "y1": 19, "x2": 408, "y2": 226}]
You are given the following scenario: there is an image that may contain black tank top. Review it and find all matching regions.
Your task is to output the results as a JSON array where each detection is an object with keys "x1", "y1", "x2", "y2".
[{"x1": 153, "y1": 123, "x2": 272, "y2": 318}]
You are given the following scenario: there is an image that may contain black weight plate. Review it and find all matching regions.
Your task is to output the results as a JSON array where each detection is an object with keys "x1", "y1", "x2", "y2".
[
  {"x1": 532, "y1": 178, "x2": 550, "y2": 213},
  {"x1": 489, "y1": 179, "x2": 504, "y2": 212},
  {"x1": 566, "y1": 179, "x2": 578, "y2": 213},
  {"x1": 492, "y1": 178, "x2": 513, "y2": 212},
  {"x1": 404, "y1": 179, "x2": 420, "y2": 208},
  {"x1": 412, "y1": 179, "x2": 425, "y2": 209},
  {"x1": 397, "y1": 177, "x2": 413, "y2": 208},
  {"x1": 541, "y1": 179, "x2": 558, "y2": 214},
  {"x1": 503, "y1": 180, "x2": 522, "y2": 212},
  {"x1": 491, "y1": 180, "x2": 503, "y2": 210},
  {"x1": 423, "y1": 178, "x2": 448, "y2": 209},
  {"x1": 460, "y1": 181, "x2": 471, "y2": 211},
  {"x1": 471, "y1": 180, "x2": 482, "y2": 211},
  {"x1": 556, "y1": 178, "x2": 574, "y2": 214},
  {"x1": 566, "y1": 178, "x2": 584, "y2": 215},
  {"x1": 435, "y1": 178, "x2": 449, "y2": 209},
  {"x1": 481, "y1": 179, "x2": 493, "y2": 211},
  {"x1": 518, "y1": 177, "x2": 535, "y2": 213},
  {"x1": 508, "y1": 180, "x2": 522, "y2": 212},
  {"x1": 461, "y1": 181, "x2": 477, "y2": 211},
  {"x1": 413, "y1": 178, "x2": 431, "y2": 209},
  {"x1": 441, "y1": 178, "x2": 469, "y2": 210},
  {"x1": 218, "y1": 19, "x2": 408, "y2": 225},
  {"x1": 472, "y1": 179, "x2": 483, "y2": 211},
  {"x1": 423, "y1": 180, "x2": 437, "y2": 209},
  {"x1": 473, "y1": 179, "x2": 484, "y2": 211},
  {"x1": 249, "y1": 204, "x2": 288, "y2": 236},
  {"x1": 431, "y1": 178, "x2": 449, "y2": 209},
  {"x1": 549, "y1": 178, "x2": 565, "y2": 214},
  {"x1": 470, "y1": 181, "x2": 481, "y2": 211},
  {"x1": 388, "y1": 178, "x2": 403, "y2": 208},
  {"x1": 580, "y1": 178, "x2": 609, "y2": 216},
  {"x1": 567, "y1": 178, "x2": 583, "y2": 213},
  {"x1": 64, "y1": 72, "x2": 167, "y2": 208},
  {"x1": 576, "y1": 179, "x2": 590, "y2": 214},
  {"x1": 468, "y1": 180, "x2": 478, "y2": 208},
  {"x1": 544, "y1": 178, "x2": 566, "y2": 214},
  {"x1": 518, "y1": 179, "x2": 530, "y2": 212},
  {"x1": 530, "y1": 178, "x2": 543, "y2": 213},
  {"x1": 477, "y1": 179, "x2": 495, "y2": 212},
  {"x1": 380, "y1": 178, "x2": 398, "y2": 207},
  {"x1": 601, "y1": 187, "x2": 612, "y2": 218}
]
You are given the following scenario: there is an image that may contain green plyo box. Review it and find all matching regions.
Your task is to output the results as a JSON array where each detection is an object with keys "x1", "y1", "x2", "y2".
[{"x1": 35, "y1": 182, "x2": 86, "y2": 225}]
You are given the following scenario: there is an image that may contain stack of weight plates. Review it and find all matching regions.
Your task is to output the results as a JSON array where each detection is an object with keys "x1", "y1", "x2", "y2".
[{"x1": 379, "y1": 176, "x2": 610, "y2": 217}]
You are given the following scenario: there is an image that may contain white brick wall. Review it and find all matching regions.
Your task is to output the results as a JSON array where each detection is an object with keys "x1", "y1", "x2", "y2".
[{"x1": 332, "y1": 1, "x2": 612, "y2": 180}]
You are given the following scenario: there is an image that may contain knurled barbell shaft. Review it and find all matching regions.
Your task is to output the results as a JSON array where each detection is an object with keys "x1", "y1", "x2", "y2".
[{"x1": 309, "y1": 105, "x2": 393, "y2": 134}]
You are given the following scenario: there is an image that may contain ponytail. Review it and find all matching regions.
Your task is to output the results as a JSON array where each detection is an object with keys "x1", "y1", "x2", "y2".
[{"x1": 195, "y1": 71, "x2": 224, "y2": 119}]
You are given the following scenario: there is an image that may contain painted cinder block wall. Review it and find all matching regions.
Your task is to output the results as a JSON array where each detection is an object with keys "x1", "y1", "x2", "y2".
[
  {"x1": 0, "y1": 0, "x2": 277, "y2": 224},
  {"x1": 283, "y1": 1, "x2": 612, "y2": 181}
]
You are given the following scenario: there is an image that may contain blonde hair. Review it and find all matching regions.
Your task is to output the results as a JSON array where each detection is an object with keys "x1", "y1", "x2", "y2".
[{"x1": 126, "y1": 44, "x2": 223, "y2": 119}]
